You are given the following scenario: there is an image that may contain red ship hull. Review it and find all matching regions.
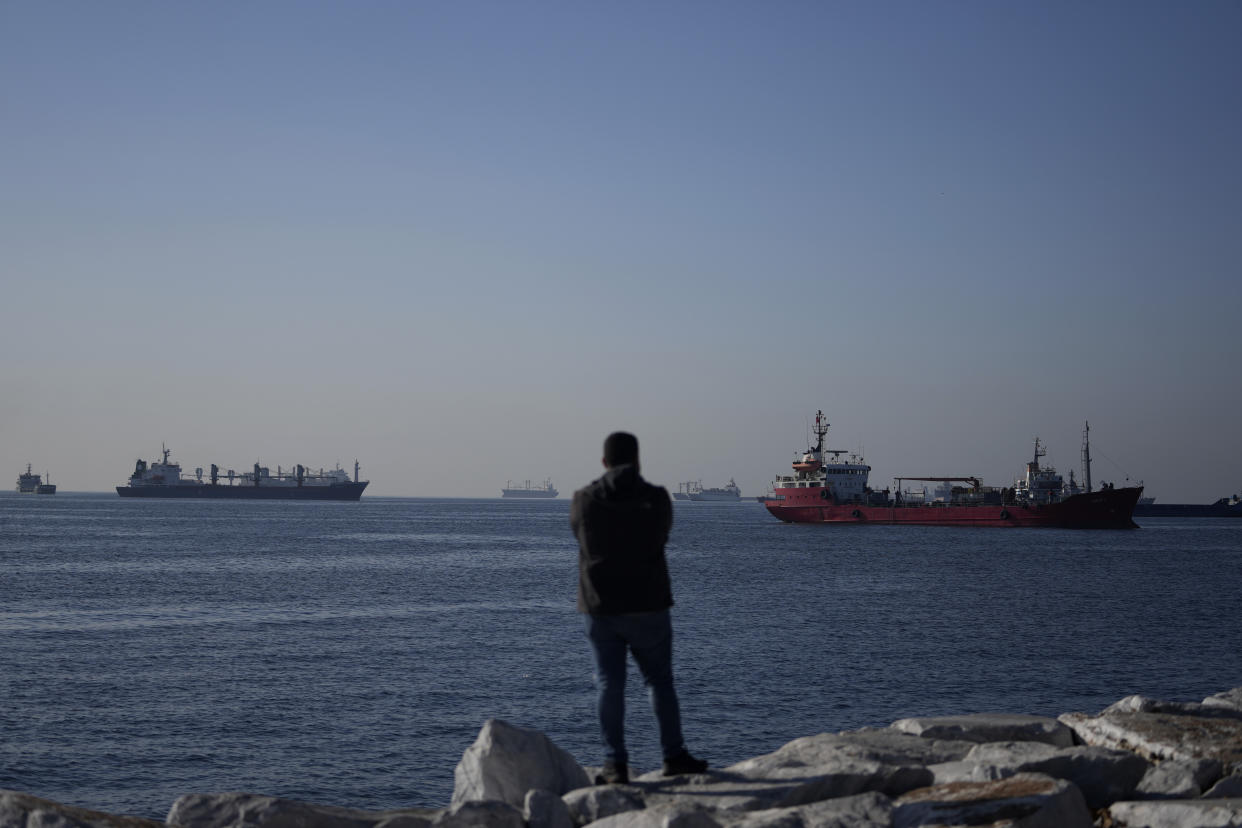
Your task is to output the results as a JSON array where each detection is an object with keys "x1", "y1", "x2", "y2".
[{"x1": 764, "y1": 485, "x2": 1143, "y2": 528}]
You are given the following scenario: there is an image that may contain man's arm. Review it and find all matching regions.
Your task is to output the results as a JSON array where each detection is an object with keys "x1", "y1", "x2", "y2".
[
  {"x1": 658, "y1": 487, "x2": 673, "y2": 541},
  {"x1": 569, "y1": 489, "x2": 584, "y2": 536}
]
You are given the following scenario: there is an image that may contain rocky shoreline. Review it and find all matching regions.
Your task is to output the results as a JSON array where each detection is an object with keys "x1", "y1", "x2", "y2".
[{"x1": 4, "y1": 687, "x2": 1241, "y2": 828}]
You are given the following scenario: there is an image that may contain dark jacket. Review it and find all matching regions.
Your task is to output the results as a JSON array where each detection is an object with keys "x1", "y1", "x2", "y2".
[{"x1": 571, "y1": 463, "x2": 674, "y2": 615}]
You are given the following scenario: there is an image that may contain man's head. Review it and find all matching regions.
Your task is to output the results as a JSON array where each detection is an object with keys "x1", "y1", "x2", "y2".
[{"x1": 602, "y1": 431, "x2": 639, "y2": 469}]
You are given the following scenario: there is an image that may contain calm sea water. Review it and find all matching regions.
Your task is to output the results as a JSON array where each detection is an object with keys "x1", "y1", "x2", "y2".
[{"x1": 2, "y1": 492, "x2": 1239, "y2": 818}]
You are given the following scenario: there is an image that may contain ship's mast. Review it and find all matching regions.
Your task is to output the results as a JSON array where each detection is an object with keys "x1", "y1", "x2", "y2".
[
  {"x1": 1081, "y1": 421, "x2": 1093, "y2": 493},
  {"x1": 811, "y1": 410, "x2": 828, "y2": 455}
]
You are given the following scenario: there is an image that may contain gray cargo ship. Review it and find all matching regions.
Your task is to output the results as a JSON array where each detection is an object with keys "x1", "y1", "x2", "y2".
[
  {"x1": 16, "y1": 464, "x2": 56, "y2": 494},
  {"x1": 116, "y1": 446, "x2": 368, "y2": 500},
  {"x1": 501, "y1": 478, "x2": 558, "y2": 498}
]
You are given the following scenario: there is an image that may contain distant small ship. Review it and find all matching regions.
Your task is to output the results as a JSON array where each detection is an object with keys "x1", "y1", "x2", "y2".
[
  {"x1": 502, "y1": 478, "x2": 558, "y2": 498},
  {"x1": 1133, "y1": 494, "x2": 1241, "y2": 518},
  {"x1": 689, "y1": 479, "x2": 742, "y2": 501},
  {"x1": 16, "y1": 464, "x2": 55, "y2": 494},
  {"x1": 116, "y1": 446, "x2": 368, "y2": 500},
  {"x1": 673, "y1": 480, "x2": 743, "y2": 501}
]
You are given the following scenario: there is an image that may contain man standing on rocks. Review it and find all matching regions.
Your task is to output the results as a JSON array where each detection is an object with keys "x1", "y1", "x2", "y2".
[{"x1": 570, "y1": 431, "x2": 709, "y2": 785}]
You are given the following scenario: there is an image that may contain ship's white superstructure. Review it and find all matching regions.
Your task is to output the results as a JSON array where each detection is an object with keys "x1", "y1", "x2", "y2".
[{"x1": 771, "y1": 411, "x2": 872, "y2": 503}]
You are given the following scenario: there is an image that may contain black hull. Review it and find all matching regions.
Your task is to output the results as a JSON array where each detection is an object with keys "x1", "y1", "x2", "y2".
[
  {"x1": 116, "y1": 481, "x2": 368, "y2": 501},
  {"x1": 1134, "y1": 502, "x2": 1242, "y2": 518}
]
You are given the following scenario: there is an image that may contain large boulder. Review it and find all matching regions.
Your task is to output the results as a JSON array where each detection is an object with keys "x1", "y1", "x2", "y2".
[
  {"x1": 580, "y1": 804, "x2": 721, "y2": 828},
  {"x1": 0, "y1": 790, "x2": 163, "y2": 828},
  {"x1": 890, "y1": 712, "x2": 1075, "y2": 747},
  {"x1": 767, "y1": 728, "x2": 975, "y2": 766},
  {"x1": 1108, "y1": 797, "x2": 1242, "y2": 827},
  {"x1": 1059, "y1": 709, "x2": 1242, "y2": 773},
  {"x1": 1203, "y1": 688, "x2": 1242, "y2": 715},
  {"x1": 165, "y1": 793, "x2": 437, "y2": 828},
  {"x1": 1105, "y1": 695, "x2": 1242, "y2": 721},
  {"x1": 715, "y1": 729, "x2": 941, "y2": 806},
  {"x1": 928, "y1": 740, "x2": 1150, "y2": 809},
  {"x1": 561, "y1": 784, "x2": 646, "y2": 825},
  {"x1": 1204, "y1": 776, "x2": 1242, "y2": 799},
  {"x1": 892, "y1": 773, "x2": 1092, "y2": 828},
  {"x1": 715, "y1": 791, "x2": 893, "y2": 828},
  {"x1": 429, "y1": 800, "x2": 524, "y2": 828},
  {"x1": 523, "y1": 789, "x2": 573, "y2": 828},
  {"x1": 1135, "y1": 758, "x2": 1224, "y2": 799},
  {"x1": 450, "y1": 719, "x2": 591, "y2": 808}
]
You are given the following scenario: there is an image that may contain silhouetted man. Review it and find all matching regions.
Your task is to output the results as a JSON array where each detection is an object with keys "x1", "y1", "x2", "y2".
[{"x1": 570, "y1": 431, "x2": 708, "y2": 784}]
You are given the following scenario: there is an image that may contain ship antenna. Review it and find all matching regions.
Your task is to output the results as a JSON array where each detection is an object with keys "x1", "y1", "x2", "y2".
[
  {"x1": 813, "y1": 410, "x2": 829, "y2": 454},
  {"x1": 1081, "y1": 421, "x2": 1093, "y2": 493}
]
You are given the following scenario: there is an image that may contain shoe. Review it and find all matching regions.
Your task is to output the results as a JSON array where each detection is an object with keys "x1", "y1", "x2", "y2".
[
  {"x1": 594, "y1": 761, "x2": 629, "y2": 785},
  {"x1": 662, "y1": 750, "x2": 708, "y2": 776}
]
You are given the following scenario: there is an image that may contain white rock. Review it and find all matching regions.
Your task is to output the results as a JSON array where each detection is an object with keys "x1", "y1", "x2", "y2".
[
  {"x1": 722, "y1": 755, "x2": 928, "y2": 808},
  {"x1": 1106, "y1": 695, "x2": 1242, "y2": 721},
  {"x1": 1108, "y1": 797, "x2": 1242, "y2": 828},
  {"x1": 0, "y1": 790, "x2": 163, "y2": 828},
  {"x1": 582, "y1": 804, "x2": 721, "y2": 828},
  {"x1": 722, "y1": 731, "x2": 936, "y2": 805},
  {"x1": 890, "y1": 712, "x2": 1075, "y2": 747},
  {"x1": 1136, "y1": 758, "x2": 1223, "y2": 799},
  {"x1": 562, "y1": 785, "x2": 646, "y2": 825},
  {"x1": 798, "y1": 728, "x2": 975, "y2": 765},
  {"x1": 893, "y1": 773, "x2": 1092, "y2": 828},
  {"x1": 936, "y1": 741, "x2": 1150, "y2": 809},
  {"x1": 450, "y1": 719, "x2": 591, "y2": 808},
  {"x1": 525, "y1": 789, "x2": 574, "y2": 828},
  {"x1": 1204, "y1": 688, "x2": 1242, "y2": 714},
  {"x1": 1059, "y1": 710, "x2": 1242, "y2": 771},
  {"x1": 716, "y1": 791, "x2": 893, "y2": 828},
  {"x1": 165, "y1": 793, "x2": 433, "y2": 828}
]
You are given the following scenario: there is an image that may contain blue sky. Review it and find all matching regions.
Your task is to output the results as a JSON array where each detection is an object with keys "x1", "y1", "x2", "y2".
[{"x1": 3, "y1": 1, "x2": 1240, "y2": 501}]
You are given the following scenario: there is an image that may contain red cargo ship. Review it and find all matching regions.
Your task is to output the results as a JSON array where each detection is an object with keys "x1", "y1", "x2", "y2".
[{"x1": 763, "y1": 412, "x2": 1141, "y2": 528}]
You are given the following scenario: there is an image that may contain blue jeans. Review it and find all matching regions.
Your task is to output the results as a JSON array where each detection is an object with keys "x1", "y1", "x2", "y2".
[{"x1": 585, "y1": 609, "x2": 686, "y2": 764}]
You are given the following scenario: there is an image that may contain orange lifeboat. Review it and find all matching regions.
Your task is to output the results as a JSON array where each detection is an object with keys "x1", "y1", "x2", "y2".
[{"x1": 791, "y1": 453, "x2": 821, "y2": 473}]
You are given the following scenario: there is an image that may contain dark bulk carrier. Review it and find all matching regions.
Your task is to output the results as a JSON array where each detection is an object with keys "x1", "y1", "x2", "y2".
[
  {"x1": 117, "y1": 446, "x2": 368, "y2": 500},
  {"x1": 762, "y1": 411, "x2": 1142, "y2": 528},
  {"x1": 501, "y1": 478, "x2": 558, "y2": 498},
  {"x1": 1133, "y1": 494, "x2": 1242, "y2": 518}
]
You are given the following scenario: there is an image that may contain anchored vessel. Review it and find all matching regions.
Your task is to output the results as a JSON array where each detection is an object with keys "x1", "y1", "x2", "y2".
[
  {"x1": 688, "y1": 479, "x2": 742, "y2": 501},
  {"x1": 501, "y1": 479, "x2": 558, "y2": 498},
  {"x1": 117, "y1": 446, "x2": 368, "y2": 500},
  {"x1": 1133, "y1": 495, "x2": 1242, "y2": 518},
  {"x1": 763, "y1": 412, "x2": 1141, "y2": 528},
  {"x1": 16, "y1": 464, "x2": 56, "y2": 494}
]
